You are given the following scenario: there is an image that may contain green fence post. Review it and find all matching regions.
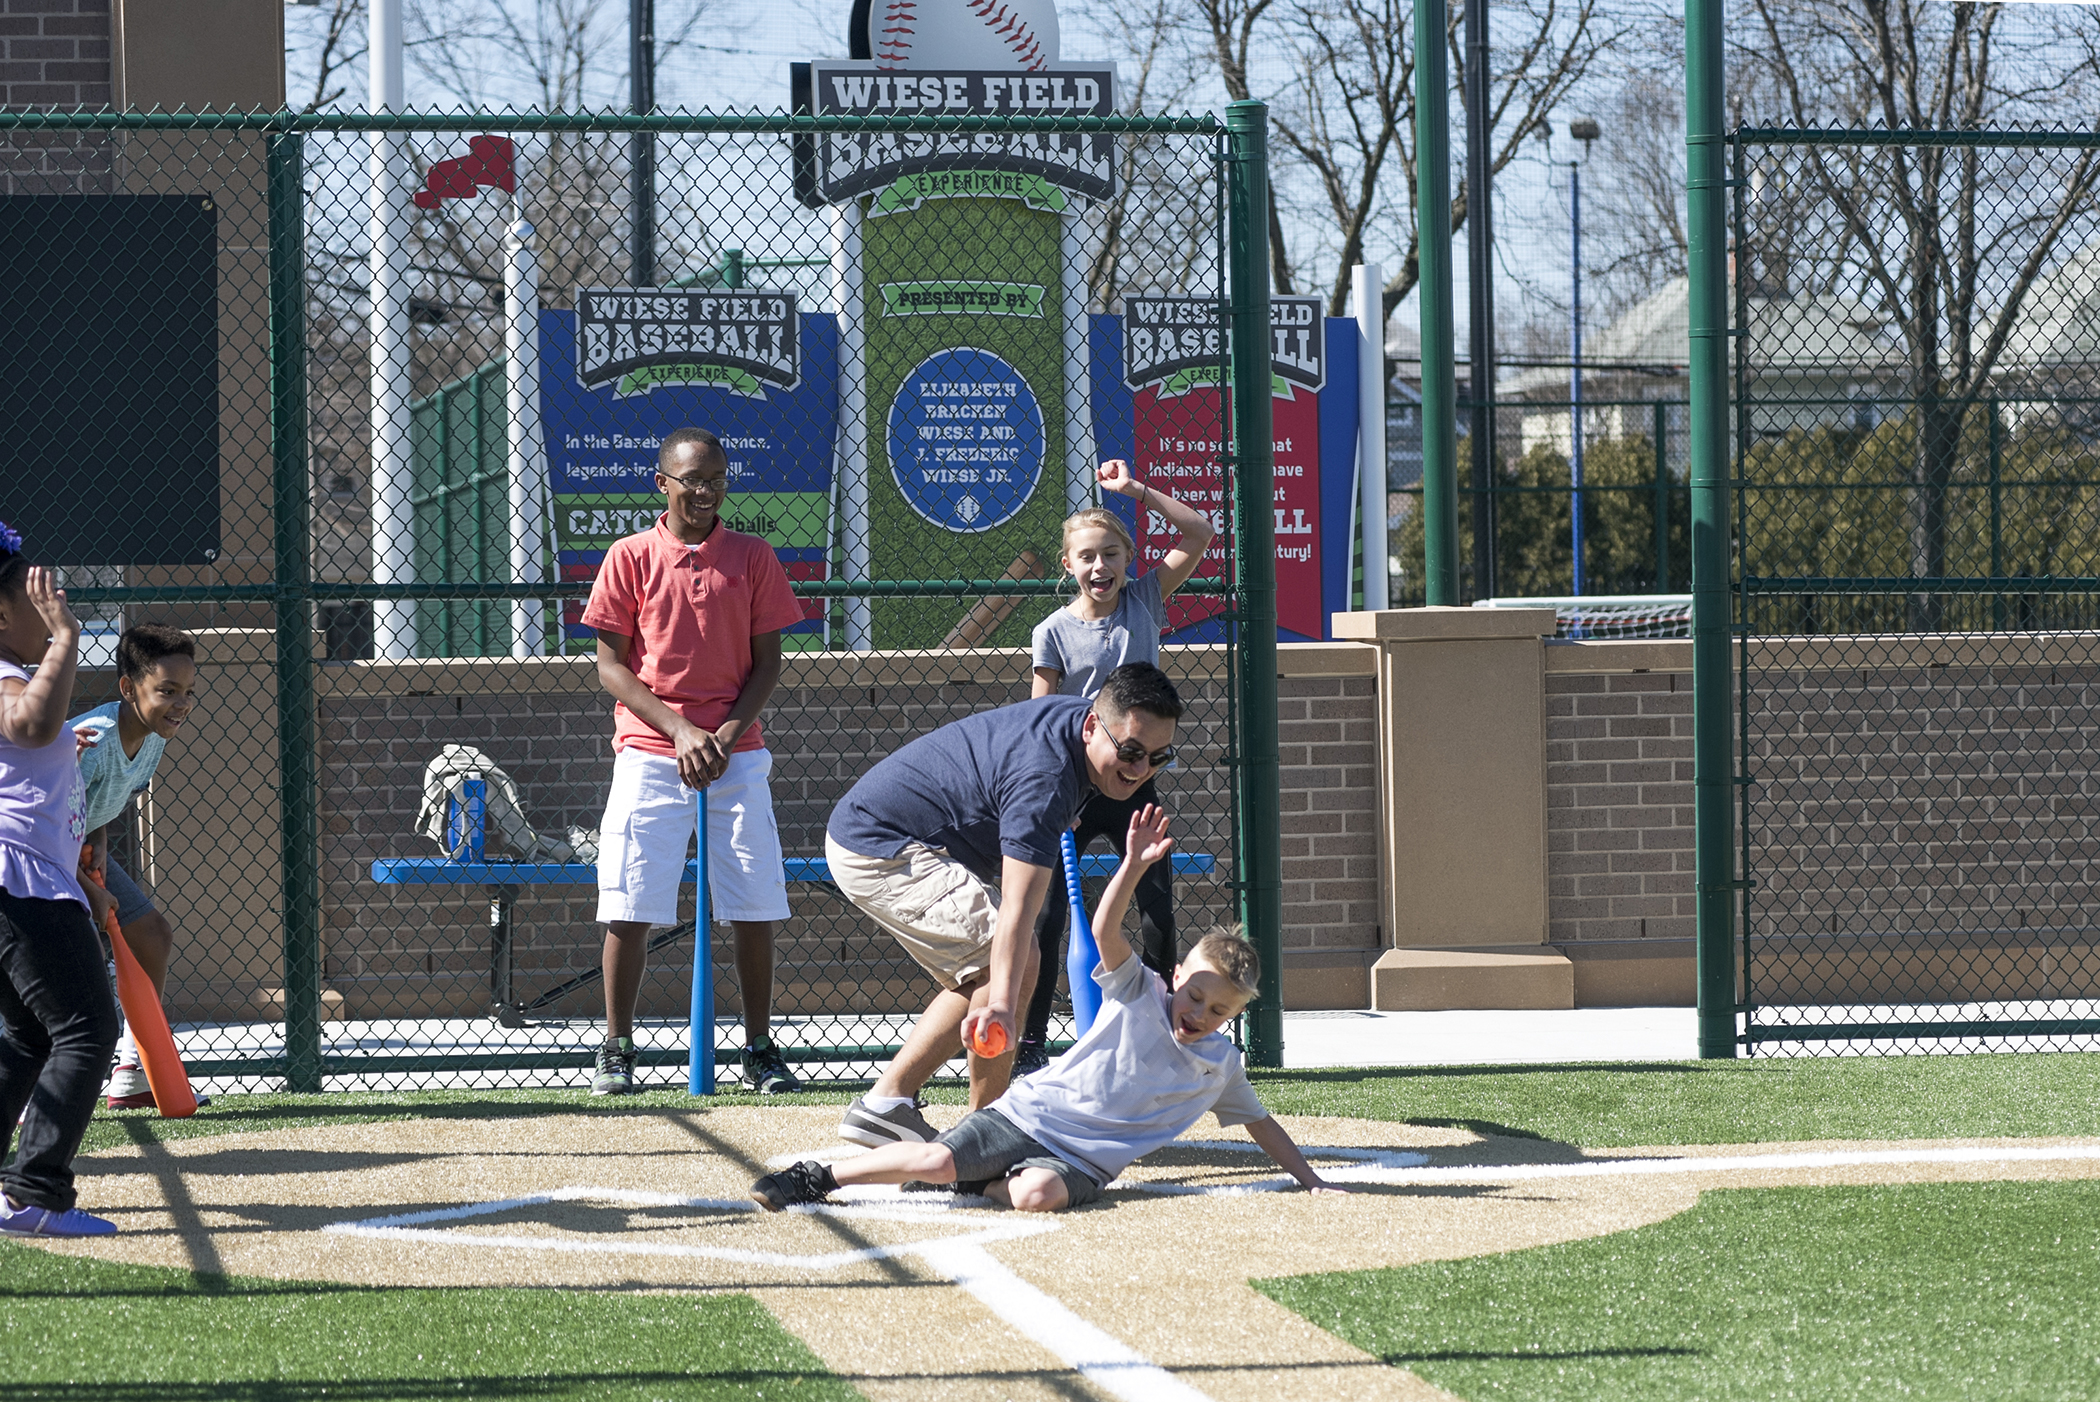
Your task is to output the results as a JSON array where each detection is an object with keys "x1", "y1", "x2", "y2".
[
  {"x1": 1654, "y1": 399, "x2": 1670, "y2": 589},
  {"x1": 270, "y1": 127, "x2": 322, "y2": 1091},
  {"x1": 1414, "y1": 0, "x2": 1460, "y2": 606},
  {"x1": 1227, "y1": 100, "x2": 1283, "y2": 1069},
  {"x1": 1989, "y1": 398, "x2": 2004, "y2": 631},
  {"x1": 1687, "y1": 0, "x2": 1735, "y2": 1058}
]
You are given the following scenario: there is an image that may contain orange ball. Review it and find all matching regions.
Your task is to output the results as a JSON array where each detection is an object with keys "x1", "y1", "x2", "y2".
[{"x1": 970, "y1": 1021, "x2": 1009, "y2": 1058}]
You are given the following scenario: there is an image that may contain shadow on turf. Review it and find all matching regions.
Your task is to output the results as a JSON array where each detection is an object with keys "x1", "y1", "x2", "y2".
[
  {"x1": 0, "y1": 1374, "x2": 834, "y2": 1400},
  {"x1": 1382, "y1": 1347, "x2": 1700, "y2": 1364}
]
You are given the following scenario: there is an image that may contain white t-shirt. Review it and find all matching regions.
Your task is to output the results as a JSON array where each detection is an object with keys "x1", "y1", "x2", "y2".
[{"x1": 994, "y1": 953, "x2": 1267, "y2": 1185}]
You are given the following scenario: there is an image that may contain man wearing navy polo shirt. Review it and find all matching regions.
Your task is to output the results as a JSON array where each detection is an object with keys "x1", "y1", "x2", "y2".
[{"x1": 824, "y1": 662, "x2": 1183, "y2": 1147}]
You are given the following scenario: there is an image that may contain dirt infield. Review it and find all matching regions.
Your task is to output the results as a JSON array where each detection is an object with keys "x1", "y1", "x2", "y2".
[{"x1": 35, "y1": 1106, "x2": 2100, "y2": 1401}]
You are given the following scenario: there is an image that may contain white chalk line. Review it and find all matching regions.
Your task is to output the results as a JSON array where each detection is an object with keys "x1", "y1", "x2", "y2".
[
  {"x1": 1338, "y1": 1141, "x2": 2100, "y2": 1186},
  {"x1": 916, "y1": 1237, "x2": 1217, "y2": 1402},
  {"x1": 1109, "y1": 1140, "x2": 2100, "y2": 1196},
  {"x1": 320, "y1": 1184, "x2": 1214, "y2": 1402},
  {"x1": 314, "y1": 1142, "x2": 2100, "y2": 1402}
]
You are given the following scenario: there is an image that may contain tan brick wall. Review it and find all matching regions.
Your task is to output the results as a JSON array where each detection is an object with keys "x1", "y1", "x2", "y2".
[
  {"x1": 1545, "y1": 670, "x2": 1695, "y2": 944},
  {"x1": 1742, "y1": 652, "x2": 2100, "y2": 985},
  {"x1": 310, "y1": 652, "x2": 1266, "y2": 1021},
  {"x1": 1276, "y1": 673, "x2": 1381, "y2": 952}
]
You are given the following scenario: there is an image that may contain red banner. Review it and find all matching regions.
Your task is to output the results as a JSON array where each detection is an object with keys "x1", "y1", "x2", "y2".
[{"x1": 1131, "y1": 380, "x2": 1320, "y2": 638}]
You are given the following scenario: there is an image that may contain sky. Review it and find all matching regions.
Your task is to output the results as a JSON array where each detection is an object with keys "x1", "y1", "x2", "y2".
[{"x1": 283, "y1": 0, "x2": 1670, "y2": 377}]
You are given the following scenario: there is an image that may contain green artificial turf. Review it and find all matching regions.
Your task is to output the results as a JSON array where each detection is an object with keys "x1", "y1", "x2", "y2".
[
  {"x1": 1248, "y1": 1053, "x2": 2100, "y2": 1147},
  {"x1": 1257, "y1": 1178, "x2": 2100, "y2": 1402},
  {"x1": 58, "y1": 1052, "x2": 2100, "y2": 1162},
  {"x1": 0, "y1": 1239, "x2": 861, "y2": 1401}
]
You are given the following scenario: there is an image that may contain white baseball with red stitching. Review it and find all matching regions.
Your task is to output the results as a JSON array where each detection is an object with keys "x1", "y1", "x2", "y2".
[{"x1": 869, "y1": 0, "x2": 1060, "y2": 71}]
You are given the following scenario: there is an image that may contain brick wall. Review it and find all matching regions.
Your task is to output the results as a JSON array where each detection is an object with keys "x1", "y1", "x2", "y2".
[
  {"x1": 1276, "y1": 673, "x2": 1381, "y2": 953},
  {"x1": 1544, "y1": 670, "x2": 1695, "y2": 945},
  {"x1": 313, "y1": 653, "x2": 1255, "y2": 1022},
  {"x1": 1, "y1": 0, "x2": 114, "y2": 196},
  {"x1": 1743, "y1": 657, "x2": 2100, "y2": 939}
]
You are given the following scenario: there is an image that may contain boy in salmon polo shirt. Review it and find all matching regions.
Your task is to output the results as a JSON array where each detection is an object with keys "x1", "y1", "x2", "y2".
[{"x1": 580, "y1": 426, "x2": 806, "y2": 1096}]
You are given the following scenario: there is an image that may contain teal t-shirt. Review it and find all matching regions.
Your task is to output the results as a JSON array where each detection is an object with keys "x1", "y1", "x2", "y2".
[{"x1": 71, "y1": 701, "x2": 168, "y2": 834}]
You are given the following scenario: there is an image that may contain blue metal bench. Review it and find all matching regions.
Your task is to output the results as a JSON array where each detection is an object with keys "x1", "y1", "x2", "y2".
[{"x1": 369, "y1": 779, "x2": 1216, "y2": 1029}]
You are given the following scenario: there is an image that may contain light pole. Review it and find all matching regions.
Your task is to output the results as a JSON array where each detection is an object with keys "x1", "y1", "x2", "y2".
[
  {"x1": 1463, "y1": 0, "x2": 1495, "y2": 602},
  {"x1": 1567, "y1": 116, "x2": 1599, "y2": 595}
]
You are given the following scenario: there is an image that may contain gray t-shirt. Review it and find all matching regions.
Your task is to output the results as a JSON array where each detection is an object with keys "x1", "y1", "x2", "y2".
[
  {"x1": 993, "y1": 953, "x2": 1268, "y2": 1185},
  {"x1": 72, "y1": 701, "x2": 168, "y2": 835},
  {"x1": 826, "y1": 694, "x2": 1094, "y2": 882},
  {"x1": 1031, "y1": 570, "x2": 1167, "y2": 698}
]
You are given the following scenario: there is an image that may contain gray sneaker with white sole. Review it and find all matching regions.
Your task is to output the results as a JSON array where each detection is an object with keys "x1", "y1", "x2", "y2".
[{"x1": 837, "y1": 1096, "x2": 936, "y2": 1147}]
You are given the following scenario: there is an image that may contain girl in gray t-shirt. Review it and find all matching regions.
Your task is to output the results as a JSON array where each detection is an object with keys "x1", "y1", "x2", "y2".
[
  {"x1": 1019, "y1": 460, "x2": 1215, "y2": 1071},
  {"x1": 1029, "y1": 459, "x2": 1214, "y2": 700}
]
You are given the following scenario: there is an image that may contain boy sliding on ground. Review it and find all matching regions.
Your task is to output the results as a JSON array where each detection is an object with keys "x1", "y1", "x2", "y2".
[
  {"x1": 753, "y1": 805, "x2": 1346, "y2": 1212},
  {"x1": 582, "y1": 426, "x2": 805, "y2": 1095}
]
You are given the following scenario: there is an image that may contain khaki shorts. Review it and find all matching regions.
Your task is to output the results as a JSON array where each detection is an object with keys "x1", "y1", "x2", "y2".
[{"x1": 825, "y1": 835, "x2": 1000, "y2": 991}]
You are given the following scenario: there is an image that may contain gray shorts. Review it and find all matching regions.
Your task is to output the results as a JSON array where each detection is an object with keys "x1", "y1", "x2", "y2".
[
  {"x1": 938, "y1": 1108, "x2": 1103, "y2": 1209},
  {"x1": 103, "y1": 856, "x2": 155, "y2": 926}
]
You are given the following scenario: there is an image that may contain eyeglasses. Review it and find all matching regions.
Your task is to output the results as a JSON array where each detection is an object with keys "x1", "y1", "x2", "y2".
[
  {"x1": 663, "y1": 473, "x2": 728, "y2": 495},
  {"x1": 1106, "y1": 733, "x2": 1176, "y2": 769}
]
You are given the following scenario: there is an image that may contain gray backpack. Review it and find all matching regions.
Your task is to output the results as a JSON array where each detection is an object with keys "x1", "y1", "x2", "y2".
[{"x1": 416, "y1": 744, "x2": 598, "y2": 863}]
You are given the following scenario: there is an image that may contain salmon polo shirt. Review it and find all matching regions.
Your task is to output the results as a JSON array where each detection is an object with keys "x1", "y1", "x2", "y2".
[{"x1": 580, "y1": 515, "x2": 805, "y2": 757}]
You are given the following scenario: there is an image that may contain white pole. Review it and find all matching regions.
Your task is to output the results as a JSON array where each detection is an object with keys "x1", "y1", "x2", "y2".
[
  {"x1": 368, "y1": 0, "x2": 415, "y2": 657},
  {"x1": 1352, "y1": 263, "x2": 1390, "y2": 610},
  {"x1": 1060, "y1": 211, "x2": 1096, "y2": 513},
  {"x1": 829, "y1": 198, "x2": 871, "y2": 651},
  {"x1": 506, "y1": 191, "x2": 546, "y2": 657}
]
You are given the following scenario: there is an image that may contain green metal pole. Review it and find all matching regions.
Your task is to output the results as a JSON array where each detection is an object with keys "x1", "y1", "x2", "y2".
[
  {"x1": 1687, "y1": 0, "x2": 1735, "y2": 1058},
  {"x1": 1989, "y1": 398, "x2": 2004, "y2": 631},
  {"x1": 1227, "y1": 100, "x2": 1283, "y2": 1069},
  {"x1": 1654, "y1": 399, "x2": 1670, "y2": 588},
  {"x1": 1414, "y1": 0, "x2": 1460, "y2": 605},
  {"x1": 270, "y1": 129, "x2": 323, "y2": 1091}
]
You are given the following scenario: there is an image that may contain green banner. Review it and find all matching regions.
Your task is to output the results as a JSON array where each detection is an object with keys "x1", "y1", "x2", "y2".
[
  {"x1": 1155, "y1": 366, "x2": 1295, "y2": 399},
  {"x1": 862, "y1": 196, "x2": 1069, "y2": 648},
  {"x1": 553, "y1": 491, "x2": 830, "y2": 553},
  {"x1": 880, "y1": 280, "x2": 1045, "y2": 319},
  {"x1": 872, "y1": 169, "x2": 1069, "y2": 216},
  {"x1": 614, "y1": 363, "x2": 766, "y2": 398}
]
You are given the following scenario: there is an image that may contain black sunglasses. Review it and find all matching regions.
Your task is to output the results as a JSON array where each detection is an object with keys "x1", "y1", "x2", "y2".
[{"x1": 1109, "y1": 735, "x2": 1176, "y2": 769}]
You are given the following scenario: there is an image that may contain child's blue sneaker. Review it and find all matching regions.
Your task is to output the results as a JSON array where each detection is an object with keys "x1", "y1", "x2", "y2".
[{"x1": 0, "y1": 1195, "x2": 117, "y2": 1237}]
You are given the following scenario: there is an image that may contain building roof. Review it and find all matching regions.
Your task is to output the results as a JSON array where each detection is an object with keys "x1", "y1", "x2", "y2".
[
  {"x1": 1997, "y1": 238, "x2": 2100, "y2": 369},
  {"x1": 1496, "y1": 275, "x2": 1901, "y2": 398}
]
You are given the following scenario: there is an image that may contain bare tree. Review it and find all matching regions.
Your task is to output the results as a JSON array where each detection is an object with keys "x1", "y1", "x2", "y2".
[
  {"x1": 1746, "y1": 0, "x2": 2100, "y2": 619},
  {"x1": 1079, "y1": 0, "x2": 1215, "y2": 309},
  {"x1": 287, "y1": 0, "x2": 370, "y2": 114},
  {"x1": 1185, "y1": 0, "x2": 1614, "y2": 317}
]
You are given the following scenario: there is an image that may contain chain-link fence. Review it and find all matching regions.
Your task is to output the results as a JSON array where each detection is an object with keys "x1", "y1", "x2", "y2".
[
  {"x1": 2, "y1": 104, "x2": 1272, "y2": 1091},
  {"x1": 1729, "y1": 128, "x2": 2100, "y2": 1054},
  {"x1": 1389, "y1": 397, "x2": 1692, "y2": 612}
]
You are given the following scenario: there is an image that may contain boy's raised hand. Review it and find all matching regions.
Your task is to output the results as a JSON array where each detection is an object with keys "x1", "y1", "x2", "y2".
[{"x1": 1125, "y1": 804, "x2": 1174, "y2": 869}]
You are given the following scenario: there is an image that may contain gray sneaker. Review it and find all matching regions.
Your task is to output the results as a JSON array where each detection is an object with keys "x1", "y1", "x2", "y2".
[
  {"x1": 838, "y1": 1096, "x2": 936, "y2": 1147},
  {"x1": 591, "y1": 1037, "x2": 636, "y2": 1096}
]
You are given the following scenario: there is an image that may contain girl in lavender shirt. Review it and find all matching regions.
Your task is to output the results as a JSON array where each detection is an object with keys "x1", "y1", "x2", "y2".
[{"x1": 0, "y1": 525, "x2": 122, "y2": 1238}]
